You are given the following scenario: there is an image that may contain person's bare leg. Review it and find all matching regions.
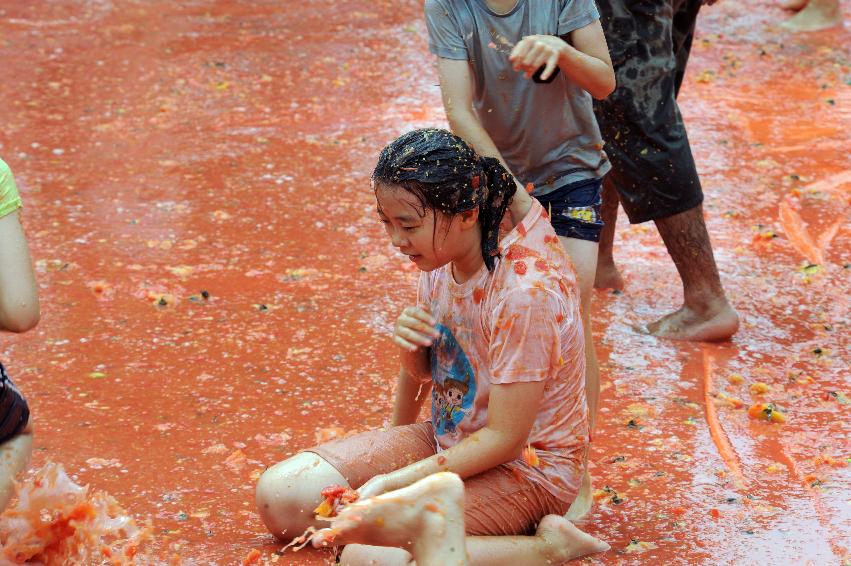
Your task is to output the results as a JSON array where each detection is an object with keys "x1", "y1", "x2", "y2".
[
  {"x1": 320, "y1": 472, "x2": 467, "y2": 566},
  {"x1": 464, "y1": 516, "x2": 609, "y2": 566},
  {"x1": 558, "y1": 236, "x2": 600, "y2": 432},
  {"x1": 327, "y1": 474, "x2": 608, "y2": 566},
  {"x1": 558, "y1": 237, "x2": 597, "y2": 520},
  {"x1": 563, "y1": 470, "x2": 592, "y2": 521},
  {"x1": 644, "y1": 205, "x2": 739, "y2": 341},
  {"x1": 782, "y1": 0, "x2": 842, "y2": 31},
  {"x1": 0, "y1": 425, "x2": 33, "y2": 511},
  {"x1": 780, "y1": 0, "x2": 808, "y2": 10},
  {"x1": 594, "y1": 178, "x2": 624, "y2": 290},
  {"x1": 255, "y1": 451, "x2": 349, "y2": 539}
]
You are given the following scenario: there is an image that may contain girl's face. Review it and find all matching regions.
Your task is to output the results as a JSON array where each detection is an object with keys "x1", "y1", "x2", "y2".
[{"x1": 376, "y1": 185, "x2": 469, "y2": 272}]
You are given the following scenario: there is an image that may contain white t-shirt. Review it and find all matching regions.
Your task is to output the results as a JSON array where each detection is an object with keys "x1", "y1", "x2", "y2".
[{"x1": 417, "y1": 200, "x2": 588, "y2": 502}]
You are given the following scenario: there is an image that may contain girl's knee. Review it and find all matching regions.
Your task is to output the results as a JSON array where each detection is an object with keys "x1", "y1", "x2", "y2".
[{"x1": 255, "y1": 452, "x2": 346, "y2": 539}]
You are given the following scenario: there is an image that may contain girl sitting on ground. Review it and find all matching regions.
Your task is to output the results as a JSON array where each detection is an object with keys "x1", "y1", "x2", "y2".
[
  {"x1": 310, "y1": 472, "x2": 608, "y2": 566},
  {"x1": 256, "y1": 129, "x2": 607, "y2": 565}
]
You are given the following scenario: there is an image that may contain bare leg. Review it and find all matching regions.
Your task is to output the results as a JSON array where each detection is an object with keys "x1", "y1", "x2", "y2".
[
  {"x1": 557, "y1": 236, "x2": 597, "y2": 520},
  {"x1": 0, "y1": 425, "x2": 33, "y2": 510},
  {"x1": 557, "y1": 236, "x2": 600, "y2": 432},
  {"x1": 594, "y1": 178, "x2": 624, "y2": 290},
  {"x1": 464, "y1": 516, "x2": 608, "y2": 566},
  {"x1": 327, "y1": 474, "x2": 609, "y2": 566},
  {"x1": 255, "y1": 451, "x2": 349, "y2": 539},
  {"x1": 644, "y1": 205, "x2": 739, "y2": 341},
  {"x1": 782, "y1": 0, "x2": 842, "y2": 31},
  {"x1": 563, "y1": 470, "x2": 592, "y2": 522},
  {"x1": 780, "y1": 0, "x2": 809, "y2": 10},
  {"x1": 320, "y1": 473, "x2": 468, "y2": 566}
]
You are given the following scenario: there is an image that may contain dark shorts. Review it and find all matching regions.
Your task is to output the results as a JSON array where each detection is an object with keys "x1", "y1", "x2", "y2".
[
  {"x1": 536, "y1": 177, "x2": 604, "y2": 242},
  {"x1": 594, "y1": 0, "x2": 705, "y2": 224},
  {"x1": 309, "y1": 422, "x2": 571, "y2": 536},
  {"x1": 0, "y1": 363, "x2": 30, "y2": 444}
]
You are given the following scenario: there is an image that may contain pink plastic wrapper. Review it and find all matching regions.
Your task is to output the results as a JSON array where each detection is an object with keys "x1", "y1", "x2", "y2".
[{"x1": 0, "y1": 463, "x2": 152, "y2": 565}]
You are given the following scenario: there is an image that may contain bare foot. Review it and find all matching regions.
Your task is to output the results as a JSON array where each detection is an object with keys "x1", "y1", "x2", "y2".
[
  {"x1": 313, "y1": 472, "x2": 467, "y2": 565},
  {"x1": 537, "y1": 515, "x2": 609, "y2": 564},
  {"x1": 563, "y1": 470, "x2": 592, "y2": 521},
  {"x1": 781, "y1": 0, "x2": 842, "y2": 30},
  {"x1": 594, "y1": 260, "x2": 624, "y2": 290},
  {"x1": 641, "y1": 299, "x2": 739, "y2": 342},
  {"x1": 780, "y1": 0, "x2": 809, "y2": 10}
]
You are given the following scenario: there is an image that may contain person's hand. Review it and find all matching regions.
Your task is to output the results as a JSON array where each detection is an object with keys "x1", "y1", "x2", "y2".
[
  {"x1": 509, "y1": 35, "x2": 568, "y2": 81},
  {"x1": 393, "y1": 307, "x2": 440, "y2": 353}
]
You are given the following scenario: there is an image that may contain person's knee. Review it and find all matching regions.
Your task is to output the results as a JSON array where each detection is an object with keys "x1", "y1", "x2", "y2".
[
  {"x1": 340, "y1": 544, "x2": 412, "y2": 566},
  {"x1": 255, "y1": 452, "x2": 346, "y2": 539}
]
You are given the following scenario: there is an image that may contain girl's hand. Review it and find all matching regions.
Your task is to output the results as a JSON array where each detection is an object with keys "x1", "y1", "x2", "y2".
[
  {"x1": 394, "y1": 307, "x2": 440, "y2": 353},
  {"x1": 509, "y1": 35, "x2": 568, "y2": 81}
]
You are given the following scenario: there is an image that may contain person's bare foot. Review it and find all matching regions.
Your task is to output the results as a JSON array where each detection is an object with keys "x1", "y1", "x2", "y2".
[
  {"x1": 782, "y1": 0, "x2": 842, "y2": 30},
  {"x1": 536, "y1": 515, "x2": 609, "y2": 564},
  {"x1": 313, "y1": 472, "x2": 467, "y2": 565},
  {"x1": 639, "y1": 298, "x2": 739, "y2": 342},
  {"x1": 594, "y1": 259, "x2": 624, "y2": 290},
  {"x1": 563, "y1": 470, "x2": 592, "y2": 521},
  {"x1": 780, "y1": 0, "x2": 809, "y2": 10}
]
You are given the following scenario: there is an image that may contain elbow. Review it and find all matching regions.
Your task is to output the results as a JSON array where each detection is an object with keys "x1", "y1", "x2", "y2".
[
  {"x1": 1, "y1": 305, "x2": 40, "y2": 334},
  {"x1": 491, "y1": 430, "x2": 529, "y2": 463},
  {"x1": 445, "y1": 111, "x2": 463, "y2": 134},
  {"x1": 445, "y1": 107, "x2": 474, "y2": 133},
  {"x1": 591, "y1": 75, "x2": 617, "y2": 100}
]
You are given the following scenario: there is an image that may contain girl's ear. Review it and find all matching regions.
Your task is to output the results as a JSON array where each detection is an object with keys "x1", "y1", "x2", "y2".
[{"x1": 459, "y1": 208, "x2": 480, "y2": 230}]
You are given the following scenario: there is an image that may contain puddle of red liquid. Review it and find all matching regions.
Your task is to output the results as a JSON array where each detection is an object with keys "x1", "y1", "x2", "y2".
[{"x1": 0, "y1": 0, "x2": 848, "y2": 564}]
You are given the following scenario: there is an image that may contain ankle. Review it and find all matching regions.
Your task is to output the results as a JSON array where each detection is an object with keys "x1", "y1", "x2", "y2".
[
  {"x1": 683, "y1": 290, "x2": 729, "y2": 314},
  {"x1": 596, "y1": 255, "x2": 616, "y2": 268}
]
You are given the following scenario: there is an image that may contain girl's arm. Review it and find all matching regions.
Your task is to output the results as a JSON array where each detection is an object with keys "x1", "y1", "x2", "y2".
[
  {"x1": 391, "y1": 307, "x2": 437, "y2": 426},
  {"x1": 509, "y1": 21, "x2": 615, "y2": 99},
  {"x1": 437, "y1": 58, "x2": 533, "y2": 222},
  {"x1": 438, "y1": 58, "x2": 514, "y2": 174},
  {"x1": 392, "y1": 367, "x2": 432, "y2": 426},
  {"x1": 361, "y1": 380, "x2": 546, "y2": 497},
  {"x1": 0, "y1": 210, "x2": 39, "y2": 333}
]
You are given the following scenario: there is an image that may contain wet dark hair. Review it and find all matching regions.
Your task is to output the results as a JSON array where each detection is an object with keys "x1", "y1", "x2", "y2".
[{"x1": 372, "y1": 128, "x2": 516, "y2": 271}]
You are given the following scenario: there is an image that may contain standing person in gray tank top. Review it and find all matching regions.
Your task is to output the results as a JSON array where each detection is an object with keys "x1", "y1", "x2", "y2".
[{"x1": 424, "y1": 0, "x2": 615, "y2": 520}]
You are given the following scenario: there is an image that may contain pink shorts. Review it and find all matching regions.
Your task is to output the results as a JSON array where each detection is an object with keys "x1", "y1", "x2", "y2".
[{"x1": 309, "y1": 422, "x2": 570, "y2": 536}]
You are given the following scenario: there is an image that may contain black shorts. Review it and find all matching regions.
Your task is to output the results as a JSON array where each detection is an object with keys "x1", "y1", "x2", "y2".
[
  {"x1": 0, "y1": 363, "x2": 30, "y2": 444},
  {"x1": 594, "y1": 0, "x2": 705, "y2": 224},
  {"x1": 536, "y1": 178, "x2": 604, "y2": 242}
]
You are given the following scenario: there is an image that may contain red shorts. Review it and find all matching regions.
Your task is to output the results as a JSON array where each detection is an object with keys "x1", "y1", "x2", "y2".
[{"x1": 309, "y1": 422, "x2": 570, "y2": 536}]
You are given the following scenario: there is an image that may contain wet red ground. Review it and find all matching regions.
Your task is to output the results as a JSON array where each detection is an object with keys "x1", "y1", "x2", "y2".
[{"x1": 1, "y1": 1, "x2": 849, "y2": 564}]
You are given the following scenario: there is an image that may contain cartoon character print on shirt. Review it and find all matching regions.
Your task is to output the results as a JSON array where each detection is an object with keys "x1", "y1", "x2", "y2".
[{"x1": 430, "y1": 323, "x2": 476, "y2": 436}]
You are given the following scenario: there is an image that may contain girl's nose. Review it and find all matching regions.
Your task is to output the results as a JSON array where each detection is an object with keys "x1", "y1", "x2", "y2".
[{"x1": 390, "y1": 230, "x2": 408, "y2": 249}]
